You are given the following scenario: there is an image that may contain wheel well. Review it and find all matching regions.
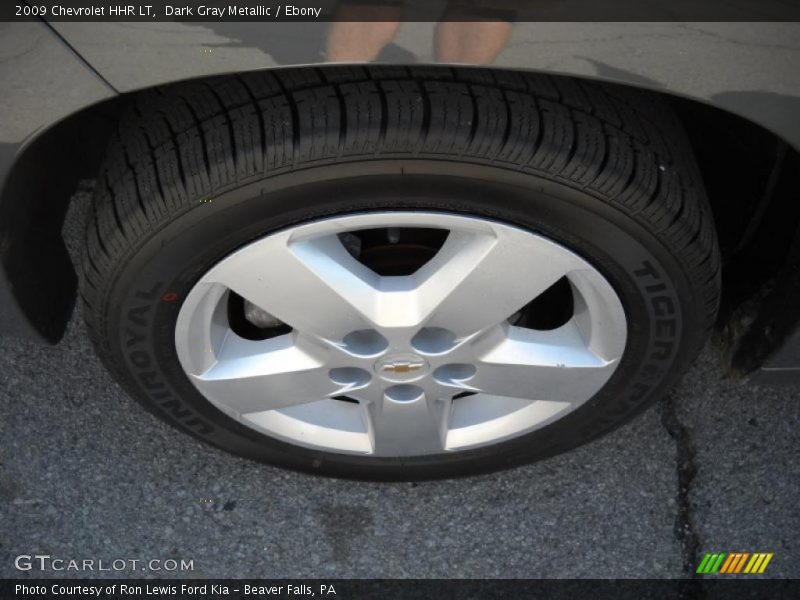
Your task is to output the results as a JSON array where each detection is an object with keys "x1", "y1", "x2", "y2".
[
  {"x1": 0, "y1": 95, "x2": 127, "y2": 341},
  {"x1": 4, "y1": 65, "x2": 800, "y2": 372},
  {"x1": 669, "y1": 96, "x2": 800, "y2": 374}
]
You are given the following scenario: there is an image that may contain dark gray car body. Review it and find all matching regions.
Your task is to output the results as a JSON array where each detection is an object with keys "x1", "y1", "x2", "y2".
[{"x1": 1, "y1": 20, "x2": 799, "y2": 381}]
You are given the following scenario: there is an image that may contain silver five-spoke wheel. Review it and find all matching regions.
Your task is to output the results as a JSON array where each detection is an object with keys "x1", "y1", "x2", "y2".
[{"x1": 175, "y1": 212, "x2": 627, "y2": 457}]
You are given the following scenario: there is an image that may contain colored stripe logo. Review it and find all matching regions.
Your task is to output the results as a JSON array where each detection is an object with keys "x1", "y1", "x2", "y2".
[{"x1": 696, "y1": 552, "x2": 773, "y2": 574}]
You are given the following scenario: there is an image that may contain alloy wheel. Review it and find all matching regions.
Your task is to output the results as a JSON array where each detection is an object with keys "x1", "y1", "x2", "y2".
[{"x1": 175, "y1": 212, "x2": 627, "y2": 457}]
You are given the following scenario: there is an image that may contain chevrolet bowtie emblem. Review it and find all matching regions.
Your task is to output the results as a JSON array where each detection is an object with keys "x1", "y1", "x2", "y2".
[{"x1": 382, "y1": 361, "x2": 425, "y2": 373}]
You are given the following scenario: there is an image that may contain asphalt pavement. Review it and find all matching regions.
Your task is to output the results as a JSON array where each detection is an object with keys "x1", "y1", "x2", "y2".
[{"x1": 1, "y1": 188, "x2": 798, "y2": 579}]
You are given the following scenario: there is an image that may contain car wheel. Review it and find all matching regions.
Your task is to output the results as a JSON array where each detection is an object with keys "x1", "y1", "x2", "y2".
[{"x1": 80, "y1": 67, "x2": 719, "y2": 479}]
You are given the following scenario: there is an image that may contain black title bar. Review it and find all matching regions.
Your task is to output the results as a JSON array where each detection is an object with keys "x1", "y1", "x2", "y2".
[{"x1": 4, "y1": 0, "x2": 800, "y2": 22}]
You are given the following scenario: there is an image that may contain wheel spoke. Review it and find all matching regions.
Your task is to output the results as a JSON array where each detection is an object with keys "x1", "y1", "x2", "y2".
[
  {"x1": 471, "y1": 323, "x2": 617, "y2": 402},
  {"x1": 189, "y1": 333, "x2": 345, "y2": 415},
  {"x1": 204, "y1": 233, "x2": 381, "y2": 341},
  {"x1": 414, "y1": 228, "x2": 586, "y2": 338},
  {"x1": 363, "y1": 387, "x2": 451, "y2": 456}
]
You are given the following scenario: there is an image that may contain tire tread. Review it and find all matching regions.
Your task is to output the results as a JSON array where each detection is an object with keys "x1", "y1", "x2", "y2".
[{"x1": 82, "y1": 67, "x2": 720, "y2": 402}]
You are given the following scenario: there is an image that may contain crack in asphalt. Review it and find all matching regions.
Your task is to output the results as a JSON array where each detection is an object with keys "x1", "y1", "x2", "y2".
[{"x1": 660, "y1": 394, "x2": 701, "y2": 577}]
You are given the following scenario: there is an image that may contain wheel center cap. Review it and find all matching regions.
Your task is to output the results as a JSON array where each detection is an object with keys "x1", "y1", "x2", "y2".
[{"x1": 374, "y1": 353, "x2": 429, "y2": 383}]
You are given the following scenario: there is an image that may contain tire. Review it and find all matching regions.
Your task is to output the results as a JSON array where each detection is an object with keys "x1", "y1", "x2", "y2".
[{"x1": 80, "y1": 67, "x2": 720, "y2": 480}]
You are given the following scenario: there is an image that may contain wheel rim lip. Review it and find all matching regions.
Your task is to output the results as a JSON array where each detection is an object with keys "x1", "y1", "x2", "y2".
[{"x1": 174, "y1": 211, "x2": 628, "y2": 457}]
